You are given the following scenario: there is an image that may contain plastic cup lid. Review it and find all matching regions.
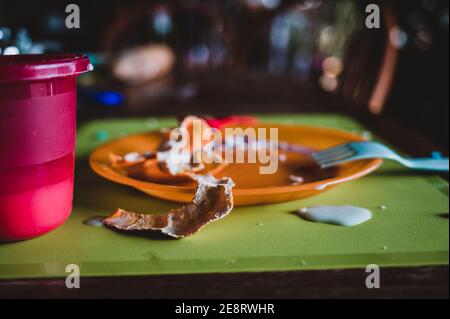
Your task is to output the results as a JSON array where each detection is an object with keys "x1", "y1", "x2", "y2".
[{"x1": 0, "y1": 54, "x2": 92, "y2": 83}]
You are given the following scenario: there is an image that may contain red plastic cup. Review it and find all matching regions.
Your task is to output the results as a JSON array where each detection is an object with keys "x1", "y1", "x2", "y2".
[{"x1": 0, "y1": 54, "x2": 91, "y2": 242}]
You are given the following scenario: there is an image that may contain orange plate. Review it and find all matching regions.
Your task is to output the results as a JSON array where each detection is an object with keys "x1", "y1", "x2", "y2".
[{"x1": 89, "y1": 123, "x2": 382, "y2": 206}]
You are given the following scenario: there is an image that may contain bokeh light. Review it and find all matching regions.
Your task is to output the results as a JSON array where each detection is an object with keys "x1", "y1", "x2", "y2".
[
  {"x1": 296, "y1": 0, "x2": 323, "y2": 11},
  {"x1": 322, "y1": 56, "x2": 343, "y2": 78},
  {"x1": 415, "y1": 26, "x2": 433, "y2": 50},
  {"x1": 153, "y1": 9, "x2": 172, "y2": 36},
  {"x1": 389, "y1": 26, "x2": 408, "y2": 49},
  {"x1": 319, "y1": 26, "x2": 339, "y2": 54},
  {"x1": 3, "y1": 46, "x2": 20, "y2": 55},
  {"x1": 319, "y1": 74, "x2": 338, "y2": 92},
  {"x1": 245, "y1": 0, "x2": 281, "y2": 10},
  {"x1": 188, "y1": 44, "x2": 210, "y2": 66},
  {"x1": 260, "y1": 0, "x2": 281, "y2": 9}
]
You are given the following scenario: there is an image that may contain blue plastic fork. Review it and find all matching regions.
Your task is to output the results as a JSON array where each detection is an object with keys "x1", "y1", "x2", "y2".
[{"x1": 312, "y1": 141, "x2": 449, "y2": 172}]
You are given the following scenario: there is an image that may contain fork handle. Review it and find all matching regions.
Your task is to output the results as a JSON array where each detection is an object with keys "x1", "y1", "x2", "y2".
[{"x1": 403, "y1": 158, "x2": 449, "y2": 172}]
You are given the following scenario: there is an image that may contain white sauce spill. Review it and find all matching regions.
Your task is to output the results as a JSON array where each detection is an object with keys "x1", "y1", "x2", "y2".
[
  {"x1": 296, "y1": 205, "x2": 372, "y2": 227},
  {"x1": 83, "y1": 217, "x2": 105, "y2": 227}
]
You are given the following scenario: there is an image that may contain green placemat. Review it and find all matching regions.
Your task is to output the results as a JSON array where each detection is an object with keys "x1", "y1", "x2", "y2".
[{"x1": 0, "y1": 114, "x2": 448, "y2": 280}]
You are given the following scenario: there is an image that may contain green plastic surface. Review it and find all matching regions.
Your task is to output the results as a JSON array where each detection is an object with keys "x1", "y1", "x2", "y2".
[{"x1": 0, "y1": 114, "x2": 448, "y2": 280}]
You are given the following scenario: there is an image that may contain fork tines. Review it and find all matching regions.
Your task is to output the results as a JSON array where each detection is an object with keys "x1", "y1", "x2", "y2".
[{"x1": 312, "y1": 143, "x2": 357, "y2": 168}]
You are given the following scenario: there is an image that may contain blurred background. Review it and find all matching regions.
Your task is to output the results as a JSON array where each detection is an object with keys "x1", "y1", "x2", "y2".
[{"x1": 0, "y1": 0, "x2": 448, "y2": 149}]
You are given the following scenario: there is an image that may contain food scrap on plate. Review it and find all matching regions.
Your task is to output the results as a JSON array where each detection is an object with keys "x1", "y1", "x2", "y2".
[
  {"x1": 103, "y1": 116, "x2": 236, "y2": 238},
  {"x1": 103, "y1": 174, "x2": 234, "y2": 238},
  {"x1": 109, "y1": 116, "x2": 222, "y2": 177},
  {"x1": 109, "y1": 151, "x2": 156, "y2": 169}
]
